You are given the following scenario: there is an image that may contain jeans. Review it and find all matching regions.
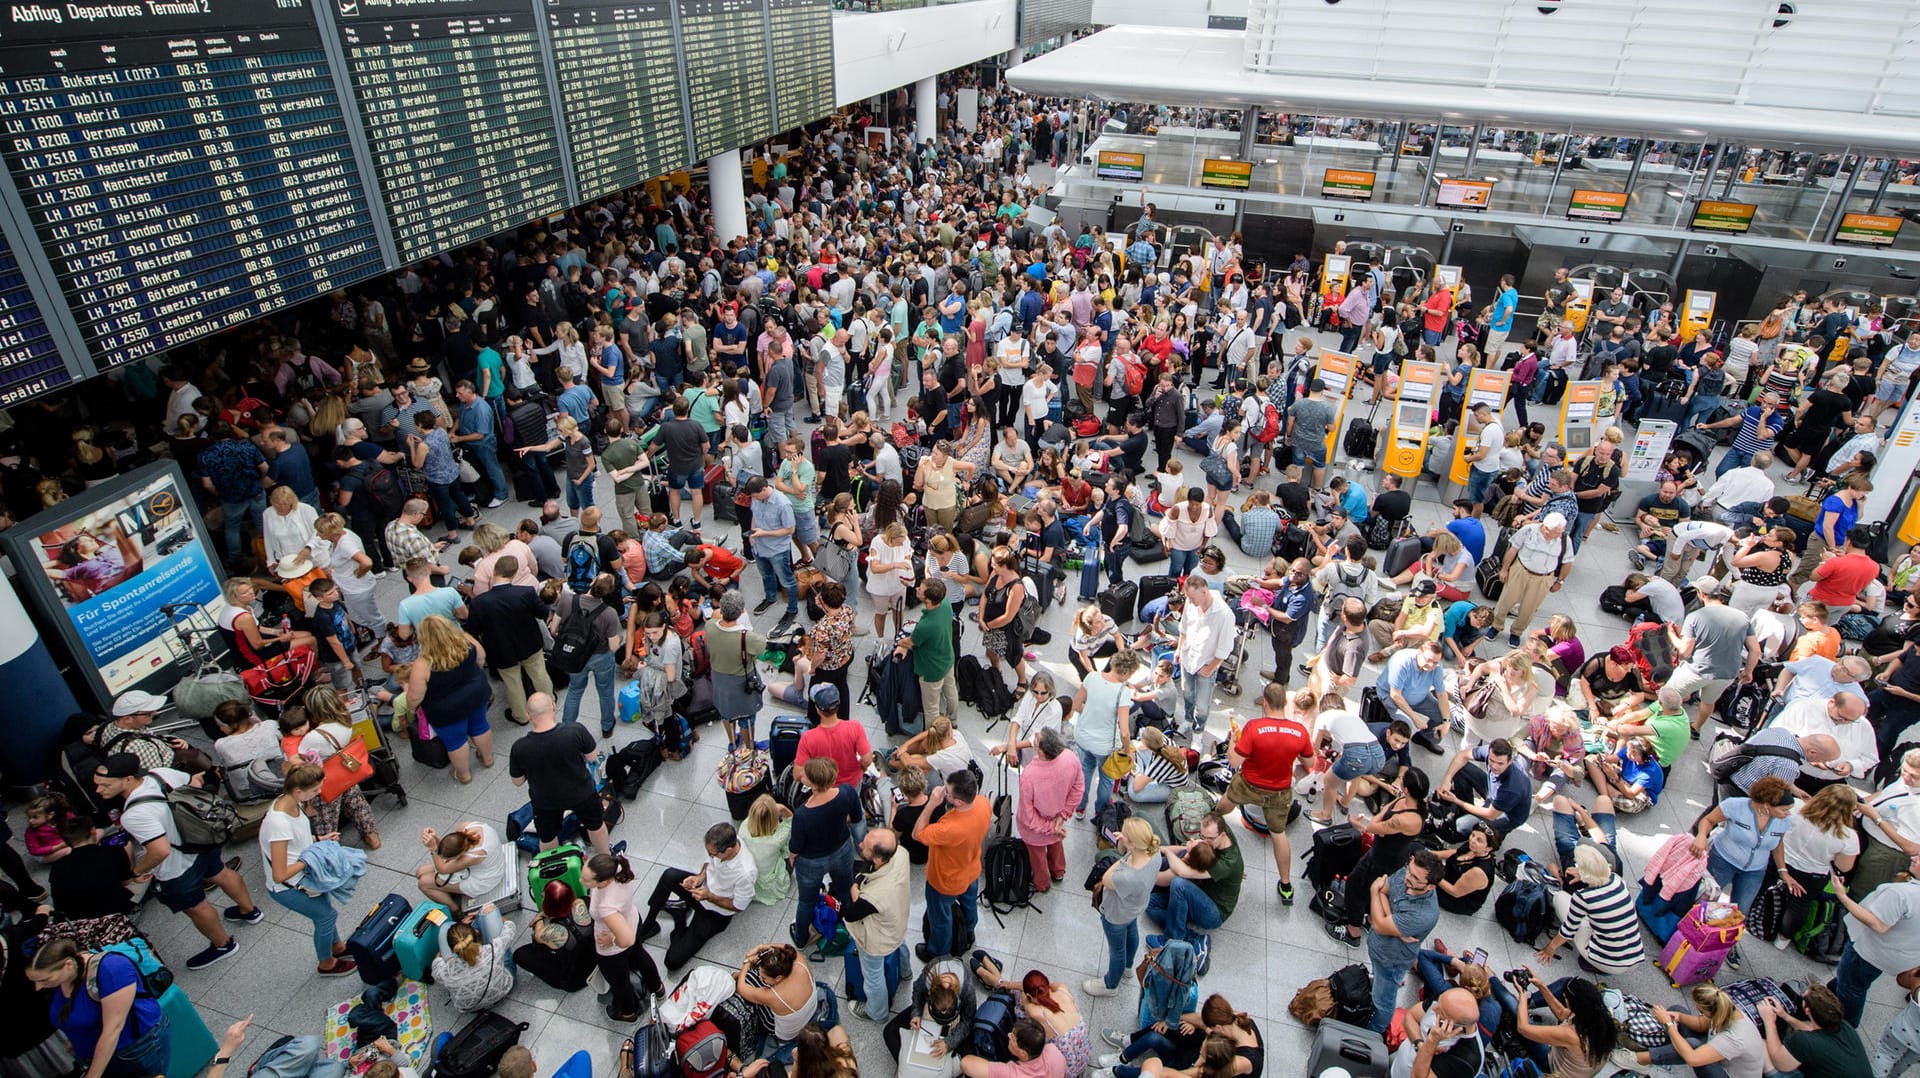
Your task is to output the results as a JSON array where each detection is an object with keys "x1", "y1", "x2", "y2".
[
  {"x1": 1101, "y1": 915, "x2": 1140, "y2": 990},
  {"x1": 248, "y1": 1036, "x2": 345, "y2": 1078},
  {"x1": 1714, "y1": 447, "x2": 1752, "y2": 478},
  {"x1": 1706, "y1": 847, "x2": 1767, "y2": 913},
  {"x1": 755, "y1": 550, "x2": 801, "y2": 614},
  {"x1": 566, "y1": 471, "x2": 595, "y2": 511},
  {"x1": 1179, "y1": 670, "x2": 1217, "y2": 730},
  {"x1": 102, "y1": 1015, "x2": 173, "y2": 1078},
  {"x1": 270, "y1": 885, "x2": 342, "y2": 962},
  {"x1": 1571, "y1": 509, "x2": 1603, "y2": 552},
  {"x1": 1105, "y1": 545, "x2": 1128, "y2": 588},
  {"x1": 1834, "y1": 942, "x2": 1883, "y2": 1028},
  {"x1": 220, "y1": 490, "x2": 268, "y2": 561},
  {"x1": 845, "y1": 940, "x2": 908, "y2": 1009},
  {"x1": 518, "y1": 451, "x2": 559, "y2": 503},
  {"x1": 924, "y1": 878, "x2": 980, "y2": 957},
  {"x1": 790, "y1": 838, "x2": 856, "y2": 949},
  {"x1": 1368, "y1": 955, "x2": 1411, "y2": 1034},
  {"x1": 564, "y1": 650, "x2": 619, "y2": 731},
  {"x1": 1552, "y1": 809, "x2": 1616, "y2": 870},
  {"x1": 1145, "y1": 876, "x2": 1223, "y2": 944},
  {"x1": 473, "y1": 441, "x2": 508, "y2": 502},
  {"x1": 1167, "y1": 547, "x2": 1200, "y2": 579},
  {"x1": 1073, "y1": 745, "x2": 1116, "y2": 817},
  {"x1": 1681, "y1": 394, "x2": 1725, "y2": 430},
  {"x1": 427, "y1": 480, "x2": 473, "y2": 531}
]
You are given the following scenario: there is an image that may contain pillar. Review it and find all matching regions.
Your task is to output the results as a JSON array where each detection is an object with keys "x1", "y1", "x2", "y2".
[
  {"x1": 707, "y1": 148, "x2": 748, "y2": 244},
  {"x1": 0, "y1": 574, "x2": 78, "y2": 782},
  {"x1": 915, "y1": 75, "x2": 937, "y2": 149}
]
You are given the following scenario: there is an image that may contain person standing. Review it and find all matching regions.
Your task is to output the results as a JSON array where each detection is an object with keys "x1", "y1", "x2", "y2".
[
  {"x1": 27, "y1": 938, "x2": 171, "y2": 1078},
  {"x1": 452, "y1": 380, "x2": 509, "y2": 508},
  {"x1": 1831, "y1": 852, "x2": 1920, "y2": 1028},
  {"x1": 1668, "y1": 577, "x2": 1761, "y2": 736},
  {"x1": 507, "y1": 692, "x2": 611, "y2": 856},
  {"x1": 843, "y1": 827, "x2": 912, "y2": 1021},
  {"x1": 259, "y1": 763, "x2": 357, "y2": 976},
  {"x1": 1215, "y1": 683, "x2": 1312, "y2": 905},
  {"x1": 786, "y1": 759, "x2": 860, "y2": 952},
  {"x1": 464, "y1": 555, "x2": 550, "y2": 726},
  {"x1": 1485, "y1": 274, "x2": 1518, "y2": 363},
  {"x1": 896, "y1": 577, "x2": 960, "y2": 728},
  {"x1": 1491, "y1": 512, "x2": 1572, "y2": 648},
  {"x1": 1085, "y1": 818, "x2": 1161, "y2": 999},
  {"x1": 746, "y1": 478, "x2": 801, "y2": 622},
  {"x1": 1015, "y1": 728, "x2": 1084, "y2": 894},
  {"x1": 551, "y1": 575, "x2": 625, "y2": 735},
  {"x1": 1174, "y1": 578, "x2": 1238, "y2": 736},
  {"x1": 1364, "y1": 849, "x2": 1443, "y2": 1035},
  {"x1": 912, "y1": 767, "x2": 992, "y2": 961},
  {"x1": 580, "y1": 853, "x2": 662, "y2": 1024}
]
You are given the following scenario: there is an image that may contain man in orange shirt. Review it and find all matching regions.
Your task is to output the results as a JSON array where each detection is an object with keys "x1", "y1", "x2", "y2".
[
  {"x1": 1422, "y1": 284, "x2": 1454, "y2": 347},
  {"x1": 913, "y1": 767, "x2": 992, "y2": 960}
]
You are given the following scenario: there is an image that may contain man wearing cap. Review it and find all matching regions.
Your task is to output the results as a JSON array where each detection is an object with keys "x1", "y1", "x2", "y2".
[
  {"x1": 795, "y1": 684, "x2": 871, "y2": 792},
  {"x1": 93, "y1": 753, "x2": 261, "y2": 970},
  {"x1": 89, "y1": 691, "x2": 206, "y2": 773},
  {"x1": 1367, "y1": 580, "x2": 1445, "y2": 664},
  {"x1": 1491, "y1": 512, "x2": 1573, "y2": 647}
]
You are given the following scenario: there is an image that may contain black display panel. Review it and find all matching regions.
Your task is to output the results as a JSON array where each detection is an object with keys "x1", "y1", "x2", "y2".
[
  {"x1": 678, "y1": 0, "x2": 773, "y2": 162},
  {"x1": 768, "y1": 0, "x2": 832, "y2": 133},
  {"x1": 0, "y1": 0, "x2": 385, "y2": 366},
  {"x1": 0, "y1": 226, "x2": 69, "y2": 406},
  {"x1": 332, "y1": 0, "x2": 568, "y2": 263},
  {"x1": 546, "y1": 0, "x2": 689, "y2": 202}
]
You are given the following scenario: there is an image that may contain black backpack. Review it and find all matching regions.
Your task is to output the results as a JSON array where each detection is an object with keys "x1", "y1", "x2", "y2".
[
  {"x1": 1706, "y1": 736, "x2": 1801, "y2": 783},
  {"x1": 605, "y1": 739, "x2": 662, "y2": 800},
  {"x1": 1494, "y1": 868, "x2": 1552, "y2": 946},
  {"x1": 564, "y1": 534, "x2": 599, "y2": 593},
  {"x1": 435, "y1": 1012, "x2": 529, "y2": 1078},
  {"x1": 365, "y1": 465, "x2": 406, "y2": 518},
  {"x1": 550, "y1": 595, "x2": 599, "y2": 675},
  {"x1": 982, "y1": 837, "x2": 1036, "y2": 915},
  {"x1": 1328, "y1": 964, "x2": 1374, "y2": 1027}
]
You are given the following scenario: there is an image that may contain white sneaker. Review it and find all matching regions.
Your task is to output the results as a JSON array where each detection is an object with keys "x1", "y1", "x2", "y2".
[
  {"x1": 486, "y1": 497, "x2": 506, "y2": 508},
  {"x1": 1773, "y1": 935, "x2": 1791, "y2": 950},
  {"x1": 1081, "y1": 978, "x2": 1118, "y2": 997},
  {"x1": 1095, "y1": 1056, "x2": 1122, "y2": 1070}
]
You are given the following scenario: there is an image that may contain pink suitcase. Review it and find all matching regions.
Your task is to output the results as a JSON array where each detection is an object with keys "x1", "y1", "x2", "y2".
[{"x1": 1658, "y1": 903, "x2": 1743, "y2": 986}]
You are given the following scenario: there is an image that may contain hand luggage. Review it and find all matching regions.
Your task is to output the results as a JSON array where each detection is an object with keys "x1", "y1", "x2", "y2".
[
  {"x1": 1381, "y1": 537, "x2": 1423, "y2": 579},
  {"x1": 1304, "y1": 1017, "x2": 1389, "y2": 1078},
  {"x1": 395, "y1": 900, "x2": 454, "y2": 981},
  {"x1": 160, "y1": 983, "x2": 218, "y2": 1078},
  {"x1": 725, "y1": 769, "x2": 772, "y2": 821},
  {"x1": 768, "y1": 714, "x2": 809, "y2": 778},
  {"x1": 410, "y1": 713, "x2": 451, "y2": 770},
  {"x1": 1137, "y1": 574, "x2": 1178, "y2": 614},
  {"x1": 526, "y1": 843, "x2": 587, "y2": 904},
  {"x1": 435, "y1": 1012, "x2": 530, "y2": 1078},
  {"x1": 345, "y1": 892, "x2": 412, "y2": 984},
  {"x1": 1304, "y1": 822, "x2": 1366, "y2": 892},
  {"x1": 1658, "y1": 902, "x2": 1744, "y2": 986},
  {"x1": 1100, "y1": 580, "x2": 1139, "y2": 626},
  {"x1": 1343, "y1": 417, "x2": 1379, "y2": 463},
  {"x1": 1475, "y1": 554, "x2": 1505, "y2": 602}
]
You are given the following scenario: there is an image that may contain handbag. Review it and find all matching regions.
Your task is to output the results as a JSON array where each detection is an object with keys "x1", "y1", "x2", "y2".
[
  {"x1": 813, "y1": 539, "x2": 854, "y2": 583},
  {"x1": 1463, "y1": 676, "x2": 1498, "y2": 720},
  {"x1": 314, "y1": 727, "x2": 373, "y2": 803},
  {"x1": 1100, "y1": 747, "x2": 1134, "y2": 780},
  {"x1": 1489, "y1": 494, "x2": 1523, "y2": 528},
  {"x1": 456, "y1": 451, "x2": 481, "y2": 485}
]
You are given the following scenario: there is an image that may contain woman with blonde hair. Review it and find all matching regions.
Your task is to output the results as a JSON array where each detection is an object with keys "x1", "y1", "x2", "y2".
[
  {"x1": 218, "y1": 577, "x2": 318, "y2": 665},
  {"x1": 741, "y1": 794, "x2": 793, "y2": 906},
  {"x1": 1087, "y1": 817, "x2": 1161, "y2": 998},
  {"x1": 467, "y1": 522, "x2": 537, "y2": 594},
  {"x1": 313, "y1": 512, "x2": 385, "y2": 641},
  {"x1": 893, "y1": 714, "x2": 975, "y2": 777},
  {"x1": 865, "y1": 520, "x2": 914, "y2": 638},
  {"x1": 1774, "y1": 783, "x2": 1863, "y2": 949},
  {"x1": 286, "y1": 686, "x2": 382, "y2": 848},
  {"x1": 432, "y1": 915, "x2": 516, "y2": 1011},
  {"x1": 1634, "y1": 983, "x2": 1765, "y2": 1078},
  {"x1": 1458, "y1": 651, "x2": 1538, "y2": 749},
  {"x1": 1126, "y1": 726, "x2": 1190, "y2": 804},
  {"x1": 404, "y1": 614, "x2": 493, "y2": 782},
  {"x1": 263, "y1": 484, "x2": 320, "y2": 569}
]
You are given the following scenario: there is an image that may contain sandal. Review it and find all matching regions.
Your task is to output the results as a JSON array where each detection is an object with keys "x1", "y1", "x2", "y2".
[{"x1": 970, "y1": 949, "x2": 1003, "y2": 988}]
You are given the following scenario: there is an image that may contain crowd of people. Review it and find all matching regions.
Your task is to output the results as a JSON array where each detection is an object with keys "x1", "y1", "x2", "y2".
[{"x1": 6, "y1": 70, "x2": 1920, "y2": 1078}]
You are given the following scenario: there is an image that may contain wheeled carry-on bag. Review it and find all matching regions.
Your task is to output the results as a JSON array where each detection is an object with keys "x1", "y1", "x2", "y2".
[
  {"x1": 1305, "y1": 1018, "x2": 1389, "y2": 1078},
  {"x1": 345, "y1": 892, "x2": 412, "y2": 984}
]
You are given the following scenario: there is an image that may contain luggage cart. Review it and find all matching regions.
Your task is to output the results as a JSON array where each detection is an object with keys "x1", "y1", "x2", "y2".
[{"x1": 341, "y1": 686, "x2": 409, "y2": 807}]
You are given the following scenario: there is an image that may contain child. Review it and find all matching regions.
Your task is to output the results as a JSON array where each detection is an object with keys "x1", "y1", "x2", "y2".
[
  {"x1": 615, "y1": 535, "x2": 648, "y2": 593},
  {"x1": 1150, "y1": 459, "x2": 1185, "y2": 515},
  {"x1": 1128, "y1": 658, "x2": 1179, "y2": 731},
  {"x1": 23, "y1": 793, "x2": 78, "y2": 862}
]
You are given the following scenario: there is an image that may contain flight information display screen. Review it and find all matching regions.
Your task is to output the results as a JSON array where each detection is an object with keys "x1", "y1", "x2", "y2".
[
  {"x1": 768, "y1": 0, "x2": 832, "y2": 132},
  {"x1": 678, "y1": 0, "x2": 773, "y2": 162},
  {"x1": 546, "y1": 0, "x2": 689, "y2": 202},
  {"x1": 0, "y1": 0, "x2": 385, "y2": 365},
  {"x1": 0, "y1": 227, "x2": 69, "y2": 406},
  {"x1": 333, "y1": 0, "x2": 567, "y2": 263}
]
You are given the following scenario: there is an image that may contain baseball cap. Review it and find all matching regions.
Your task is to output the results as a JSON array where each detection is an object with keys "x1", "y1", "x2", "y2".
[
  {"x1": 112, "y1": 689, "x2": 168, "y2": 717},
  {"x1": 1411, "y1": 579, "x2": 1438, "y2": 598},
  {"x1": 97, "y1": 752, "x2": 143, "y2": 779},
  {"x1": 809, "y1": 683, "x2": 841, "y2": 711},
  {"x1": 1694, "y1": 577, "x2": 1726, "y2": 598}
]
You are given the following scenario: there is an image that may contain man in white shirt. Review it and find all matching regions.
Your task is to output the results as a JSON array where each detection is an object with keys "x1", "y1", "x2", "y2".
[
  {"x1": 1019, "y1": 365, "x2": 1056, "y2": 449},
  {"x1": 817, "y1": 330, "x2": 849, "y2": 420},
  {"x1": 1774, "y1": 692, "x2": 1876, "y2": 793},
  {"x1": 634, "y1": 820, "x2": 758, "y2": 971},
  {"x1": 866, "y1": 433, "x2": 903, "y2": 488},
  {"x1": 93, "y1": 754, "x2": 261, "y2": 970},
  {"x1": 1463, "y1": 402, "x2": 1505, "y2": 516},
  {"x1": 1492, "y1": 513, "x2": 1572, "y2": 646},
  {"x1": 1775, "y1": 654, "x2": 1872, "y2": 708},
  {"x1": 1703, "y1": 450, "x2": 1778, "y2": 526},
  {"x1": 1175, "y1": 576, "x2": 1239, "y2": 734}
]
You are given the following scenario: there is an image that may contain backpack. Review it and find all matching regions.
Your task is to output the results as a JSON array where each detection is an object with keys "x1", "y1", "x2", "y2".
[
  {"x1": 1252, "y1": 401, "x2": 1281, "y2": 444},
  {"x1": 1321, "y1": 562, "x2": 1372, "y2": 612},
  {"x1": 550, "y1": 595, "x2": 599, "y2": 676},
  {"x1": 84, "y1": 939, "x2": 173, "y2": 1003},
  {"x1": 675, "y1": 1021, "x2": 729, "y2": 1078},
  {"x1": 365, "y1": 466, "x2": 406, "y2": 517},
  {"x1": 1493, "y1": 866, "x2": 1551, "y2": 946},
  {"x1": 1361, "y1": 512, "x2": 1395, "y2": 551},
  {"x1": 683, "y1": 629, "x2": 712, "y2": 681},
  {"x1": 124, "y1": 774, "x2": 239, "y2": 853},
  {"x1": 435, "y1": 1012, "x2": 530, "y2": 1078},
  {"x1": 1328, "y1": 964, "x2": 1374, "y2": 1028},
  {"x1": 1120, "y1": 353, "x2": 1147, "y2": 396},
  {"x1": 982, "y1": 837, "x2": 1035, "y2": 914},
  {"x1": 970, "y1": 990, "x2": 1018, "y2": 1062},
  {"x1": 606, "y1": 739, "x2": 662, "y2": 800},
  {"x1": 1010, "y1": 578, "x2": 1041, "y2": 641},
  {"x1": 1093, "y1": 799, "x2": 1133, "y2": 851},
  {"x1": 1706, "y1": 735, "x2": 1802, "y2": 783},
  {"x1": 564, "y1": 534, "x2": 599, "y2": 593},
  {"x1": 1164, "y1": 787, "x2": 1213, "y2": 844}
]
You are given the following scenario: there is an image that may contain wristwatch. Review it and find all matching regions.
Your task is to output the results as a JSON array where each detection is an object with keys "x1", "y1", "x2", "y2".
[{"x1": 212, "y1": 1058, "x2": 231, "y2": 1067}]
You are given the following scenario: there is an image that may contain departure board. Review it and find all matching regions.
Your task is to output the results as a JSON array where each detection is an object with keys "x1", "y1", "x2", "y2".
[
  {"x1": 678, "y1": 0, "x2": 774, "y2": 162},
  {"x1": 0, "y1": 0, "x2": 385, "y2": 366},
  {"x1": 0, "y1": 226, "x2": 69, "y2": 406},
  {"x1": 547, "y1": 0, "x2": 689, "y2": 202},
  {"x1": 768, "y1": 0, "x2": 833, "y2": 132},
  {"x1": 333, "y1": 0, "x2": 568, "y2": 263}
]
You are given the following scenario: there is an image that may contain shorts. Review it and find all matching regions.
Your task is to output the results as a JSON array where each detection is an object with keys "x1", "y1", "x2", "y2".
[
  {"x1": 1613, "y1": 791, "x2": 1652, "y2": 815},
  {"x1": 793, "y1": 509, "x2": 820, "y2": 546},
  {"x1": 1665, "y1": 662, "x2": 1731, "y2": 710},
  {"x1": 535, "y1": 792, "x2": 606, "y2": 840},
  {"x1": 600, "y1": 383, "x2": 627, "y2": 412},
  {"x1": 1877, "y1": 377, "x2": 1909, "y2": 404},
  {"x1": 156, "y1": 847, "x2": 231, "y2": 913},
  {"x1": 1295, "y1": 441, "x2": 1328, "y2": 469},
  {"x1": 1223, "y1": 774, "x2": 1291, "y2": 820},
  {"x1": 429, "y1": 702, "x2": 493, "y2": 752},
  {"x1": 1370, "y1": 351, "x2": 1394, "y2": 375},
  {"x1": 668, "y1": 466, "x2": 706, "y2": 493},
  {"x1": 1332, "y1": 739, "x2": 1387, "y2": 780},
  {"x1": 871, "y1": 591, "x2": 907, "y2": 616},
  {"x1": 1465, "y1": 468, "x2": 1499, "y2": 506}
]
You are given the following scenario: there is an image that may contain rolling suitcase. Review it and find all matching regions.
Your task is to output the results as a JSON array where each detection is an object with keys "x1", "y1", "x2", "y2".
[
  {"x1": 1381, "y1": 537, "x2": 1423, "y2": 579},
  {"x1": 526, "y1": 844, "x2": 586, "y2": 904},
  {"x1": 395, "y1": 900, "x2": 454, "y2": 981},
  {"x1": 1305, "y1": 1018, "x2": 1388, "y2": 1078},
  {"x1": 1137, "y1": 574, "x2": 1178, "y2": 615},
  {"x1": 1659, "y1": 903, "x2": 1743, "y2": 986},
  {"x1": 1342, "y1": 416, "x2": 1378, "y2": 463},
  {"x1": 768, "y1": 714, "x2": 809, "y2": 778},
  {"x1": 345, "y1": 892, "x2": 412, "y2": 984},
  {"x1": 1099, "y1": 580, "x2": 1139, "y2": 626},
  {"x1": 1475, "y1": 555, "x2": 1504, "y2": 602},
  {"x1": 160, "y1": 983, "x2": 219, "y2": 1078}
]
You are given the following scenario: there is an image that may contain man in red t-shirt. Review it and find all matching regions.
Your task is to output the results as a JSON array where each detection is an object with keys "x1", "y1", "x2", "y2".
[
  {"x1": 1805, "y1": 526, "x2": 1879, "y2": 617},
  {"x1": 1216, "y1": 682, "x2": 1313, "y2": 905},
  {"x1": 793, "y1": 684, "x2": 871, "y2": 789},
  {"x1": 685, "y1": 544, "x2": 745, "y2": 588}
]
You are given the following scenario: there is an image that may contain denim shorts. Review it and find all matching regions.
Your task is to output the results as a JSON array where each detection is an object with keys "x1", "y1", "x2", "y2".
[
  {"x1": 669, "y1": 466, "x2": 707, "y2": 493},
  {"x1": 431, "y1": 702, "x2": 492, "y2": 752},
  {"x1": 1296, "y1": 441, "x2": 1328, "y2": 468},
  {"x1": 156, "y1": 847, "x2": 231, "y2": 913},
  {"x1": 1332, "y1": 739, "x2": 1388, "y2": 780}
]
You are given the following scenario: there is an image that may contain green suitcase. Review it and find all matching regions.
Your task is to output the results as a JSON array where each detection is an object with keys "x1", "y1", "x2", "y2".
[{"x1": 526, "y1": 843, "x2": 586, "y2": 905}]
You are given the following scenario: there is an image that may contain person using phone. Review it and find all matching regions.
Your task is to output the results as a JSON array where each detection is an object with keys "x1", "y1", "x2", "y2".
[{"x1": 1390, "y1": 987, "x2": 1484, "y2": 1078}]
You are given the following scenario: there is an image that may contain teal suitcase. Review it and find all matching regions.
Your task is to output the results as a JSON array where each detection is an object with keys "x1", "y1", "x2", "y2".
[
  {"x1": 395, "y1": 900, "x2": 454, "y2": 981},
  {"x1": 161, "y1": 983, "x2": 217, "y2": 1078}
]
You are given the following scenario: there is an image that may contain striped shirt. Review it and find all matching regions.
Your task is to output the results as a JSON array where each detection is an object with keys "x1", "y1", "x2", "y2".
[
  {"x1": 1731, "y1": 406, "x2": 1786, "y2": 456},
  {"x1": 1133, "y1": 751, "x2": 1190, "y2": 790},
  {"x1": 1560, "y1": 875, "x2": 1645, "y2": 971}
]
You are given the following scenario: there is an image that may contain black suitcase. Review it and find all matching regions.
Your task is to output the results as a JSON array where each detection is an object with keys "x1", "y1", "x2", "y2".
[
  {"x1": 1130, "y1": 536, "x2": 1169, "y2": 564},
  {"x1": 1540, "y1": 369, "x2": 1568, "y2": 406},
  {"x1": 437, "y1": 1012, "x2": 530, "y2": 1078},
  {"x1": 712, "y1": 481, "x2": 737, "y2": 523},
  {"x1": 1359, "y1": 685, "x2": 1391, "y2": 727},
  {"x1": 1474, "y1": 555, "x2": 1504, "y2": 602},
  {"x1": 1137, "y1": 574, "x2": 1178, "y2": 614},
  {"x1": 345, "y1": 892, "x2": 412, "y2": 984},
  {"x1": 1381, "y1": 537, "x2": 1423, "y2": 579},
  {"x1": 1100, "y1": 581, "x2": 1139, "y2": 626},
  {"x1": 1343, "y1": 417, "x2": 1378, "y2": 461},
  {"x1": 1304, "y1": 822, "x2": 1366, "y2": 892}
]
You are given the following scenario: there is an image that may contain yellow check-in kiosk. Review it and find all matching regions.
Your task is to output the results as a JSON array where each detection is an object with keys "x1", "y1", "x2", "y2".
[
  {"x1": 1386, "y1": 362, "x2": 1439, "y2": 478},
  {"x1": 1317, "y1": 349, "x2": 1360, "y2": 459},
  {"x1": 1320, "y1": 254, "x2": 1352, "y2": 299},
  {"x1": 1449, "y1": 369, "x2": 1513, "y2": 484},
  {"x1": 1558, "y1": 381, "x2": 1603, "y2": 453},
  {"x1": 1434, "y1": 265, "x2": 1462, "y2": 290},
  {"x1": 1679, "y1": 290, "x2": 1716, "y2": 341},
  {"x1": 1564, "y1": 278, "x2": 1595, "y2": 333}
]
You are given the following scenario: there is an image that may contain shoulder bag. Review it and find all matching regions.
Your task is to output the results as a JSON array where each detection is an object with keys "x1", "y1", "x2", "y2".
[{"x1": 314, "y1": 726, "x2": 372, "y2": 803}]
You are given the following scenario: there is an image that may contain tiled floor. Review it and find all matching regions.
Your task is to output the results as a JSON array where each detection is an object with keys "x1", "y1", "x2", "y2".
[{"x1": 80, "y1": 323, "x2": 1906, "y2": 1076}]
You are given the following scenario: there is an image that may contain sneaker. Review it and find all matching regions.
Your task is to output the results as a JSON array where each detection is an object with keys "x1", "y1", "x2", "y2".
[
  {"x1": 1096, "y1": 1056, "x2": 1123, "y2": 1070},
  {"x1": 1627, "y1": 550, "x2": 1647, "y2": 571},
  {"x1": 319, "y1": 957, "x2": 359, "y2": 977},
  {"x1": 637, "y1": 920, "x2": 661, "y2": 942},
  {"x1": 1081, "y1": 978, "x2": 1118, "y2": 998},
  {"x1": 611, "y1": 840, "x2": 628, "y2": 857},
  {"x1": 1726, "y1": 946, "x2": 1743, "y2": 971},
  {"x1": 185, "y1": 940, "x2": 239, "y2": 970},
  {"x1": 1507, "y1": 632, "x2": 1522, "y2": 647},
  {"x1": 486, "y1": 497, "x2": 507, "y2": 509},
  {"x1": 1102, "y1": 1028, "x2": 1132, "y2": 1049},
  {"x1": 754, "y1": 599, "x2": 777, "y2": 614},
  {"x1": 1145, "y1": 933, "x2": 1167, "y2": 950},
  {"x1": 1324, "y1": 921, "x2": 1360, "y2": 947},
  {"x1": 1278, "y1": 882, "x2": 1295, "y2": 906},
  {"x1": 690, "y1": 521, "x2": 702, "y2": 532},
  {"x1": 1773, "y1": 935, "x2": 1791, "y2": 951},
  {"x1": 224, "y1": 905, "x2": 264, "y2": 925},
  {"x1": 671, "y1": 519, "x2": 684, "y2": 530}
]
